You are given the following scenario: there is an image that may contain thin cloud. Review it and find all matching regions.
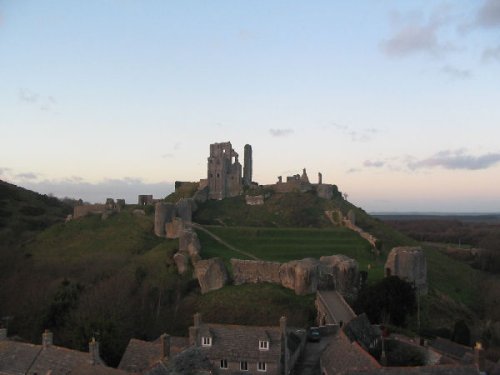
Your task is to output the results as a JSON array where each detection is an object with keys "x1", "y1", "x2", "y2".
[
  {"x1": 483, "y1": 45, "x2": 500, "y2": 62},
  {"x1": 269, "y1": 128, "x2": 294, "y2": 137},
  {"x1": 346, "y1": 168, "x2": 361, "y2": 174},
  {"x1": 475, "y1": 0, "x2": 500, "y2": 28},
  {"x1": 441, "y1": 65, "x2": 472, "y2": 80},
  {"x1": 363, "y1": 160, "x2": 386, "y2": 168},
  {"x1": 15, "y1": 172, "x2": 39, "y2": 180},
  {"x1": 19, "y1": 88, "x2": 39, "y2": 103},
  {"x1": 19, "y1": 89, "x2": 57, "y2": 111},
  {"x1": 381, "y1": 6, "x2": 455, "y2": 58},
  {"x1": 408, "y1": 150, "x2": 500, "y2": 170},
  {"x1": 14, "y1": 177, "x2": 175, "y2": 204},
  {"x1": 162, "y1": 153, "x2": 174, "y2": 159},
  {"x1": 329, "y1": 123, "x2": 379, "y2": 142},
  {"x1": 0, "y1": 167, "x2": 11, "y2": 176}
]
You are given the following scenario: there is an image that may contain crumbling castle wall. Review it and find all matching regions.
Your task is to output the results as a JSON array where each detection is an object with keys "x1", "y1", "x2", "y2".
[
  {"x1": 180, "y1": 198, "x2": 197, "y2": 222},
  {"x1": 194, "y1": 258, "x2": 229, "y2": 294},
  {"x1": 73, "y1": 204, "x2": 106, "y2": 219},
  {"x1": 316, "y1": 184, "x2": 335, "y2": 200},
  {"x1": 154, "y1": 202, "x2": 176, "y2": 237},
  {"x1": 319, "y1": 255, "x2": 359, "y2": 298},
  {"x1": 138, "y1": 195, "x2": 154, "y2": 206},
  {"x1": 243, "y1": 144, "x2": 252, "y2": 186},
  {"x1": 166, "y1": 217, "x2": 183, "y2": 239},
  {"x1": 231, "y1": 259, "x2": 281, "y2": 284},
  {"x1": 385, "y1": 246, "x2": 428, "y2": 294},
  {"x1": 207, "y1": 142, "x2": 242, "y2": 200},
  {"x1": 229, "y1": 256, "x2": 360, "y2": 297},
  {"x1": 245, "y1": 195, "x2": 264, "y2": 205}
]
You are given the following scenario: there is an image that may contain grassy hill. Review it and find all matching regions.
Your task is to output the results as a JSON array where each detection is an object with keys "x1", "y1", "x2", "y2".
[
  {"x1": 197, "y1": 226, "x2": 387, "y2": 280},
  {"x1": 0, "y1": 181, "x2": 489, "y2": 363},
  {"x1": 0, "y1": 179, "x2": 72, "y2": 246},
  {"x1": 194, "y1": 192, "x2": 333, "y2": 228},
  {"x1": 193, "y1": 191, "x2": 484, "y2": 336}
]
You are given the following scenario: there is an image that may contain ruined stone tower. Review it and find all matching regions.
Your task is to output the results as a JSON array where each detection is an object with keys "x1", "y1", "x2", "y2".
[
  {"x1": 207, "y1": 142, "x2": 242, "y2": 200},
  {"x1": 243, "y1": 144, "x2": 252, "y2": 186}
]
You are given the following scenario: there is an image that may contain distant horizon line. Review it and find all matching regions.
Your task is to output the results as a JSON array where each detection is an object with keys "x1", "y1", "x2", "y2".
[{"x1": 371, "y1": 212, "x2": 500, "y2": 216}]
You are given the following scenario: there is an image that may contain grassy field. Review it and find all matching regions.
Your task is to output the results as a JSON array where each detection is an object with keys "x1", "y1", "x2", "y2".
[
  {"x1": 197, "y1": 225, "x2": 387, "y2": 281},
  {"x1": 422, "y1": 244, "x2": 482, "y2": 308},
  {"x1": 197, "y1": 225, "x2": 483, "y2": 310},
  {"x1": 196, "y1": 283, "x2": 316, "y2": 328}
]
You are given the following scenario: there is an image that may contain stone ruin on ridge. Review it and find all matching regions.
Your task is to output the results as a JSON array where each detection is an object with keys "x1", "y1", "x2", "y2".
[{"x1": 385, "y1": 246, "x2": 428, "y2": 295}]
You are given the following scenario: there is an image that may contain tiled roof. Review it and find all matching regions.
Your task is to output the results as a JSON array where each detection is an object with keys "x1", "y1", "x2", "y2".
[
  {"x1": 118, "y1": 336, "x2": 189, "y2": 373},
  {"x1": 343, "y1": 364, "x2": 480, "y2": 374},
  {"x1": 70, "y1": 363, "x2": 130, "y2": 375},
  {"x1": 343, "y1": 314, "x2": 381, "y2": 352},
  {"x1": 321, "y1": 330, "x2": 381, "y2": 374},
  {"x1": 160, "y1": 347, "x2": 213, "y2": 375},
  {"x1": 0, "y1": 339, "x2": 119, "y2": 375},
  {"x1": 430, "y1": 338, "x2": 473, "y2": 361},
  {"x1": 0, "y1": 340, "x2": 41, "y2": 375},
  {"x1": 27, "y1": 344, "x2": 92, "y2": 374},
  {"x1": 198, "y1": 323, "x2": 282, "y2": 362}
]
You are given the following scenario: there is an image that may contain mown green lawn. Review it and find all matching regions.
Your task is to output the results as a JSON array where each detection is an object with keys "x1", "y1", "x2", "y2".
[{"x1": 197, "y1": 225, "x2": 386, "y2": 281}]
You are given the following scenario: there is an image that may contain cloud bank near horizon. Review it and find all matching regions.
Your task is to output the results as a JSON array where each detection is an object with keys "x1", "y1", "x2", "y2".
[
  {"x1": 351, "y1": 149, "x2": 500, "y2": 173},
  {"x1": 0, "y1": 172, "x2": 174, "y2": 204}
]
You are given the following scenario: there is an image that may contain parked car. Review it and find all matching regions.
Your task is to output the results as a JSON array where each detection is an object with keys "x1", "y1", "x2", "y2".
[{"x1": 307, "y1": 327, "x2": 321, "y2": 342}]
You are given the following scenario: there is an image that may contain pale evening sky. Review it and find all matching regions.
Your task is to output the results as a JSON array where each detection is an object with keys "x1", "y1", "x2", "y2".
[{"x1": 1, "y1": 1, "x2": 500, "y2": 212}]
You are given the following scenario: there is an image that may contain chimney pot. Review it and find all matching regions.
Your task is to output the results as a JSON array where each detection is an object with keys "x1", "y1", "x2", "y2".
[
  {"x1": 89, "y1": 337, "x2": 100, "y2": 365},
  {"x1": 42, "y1": 329, "x2": 53, "y2": 348},
  {"x1": 161, "y1": 333, "x2": 171, "y2": 359},
  {"x1": 194, "y1": 313, "x2": 202, "y2": 327}
]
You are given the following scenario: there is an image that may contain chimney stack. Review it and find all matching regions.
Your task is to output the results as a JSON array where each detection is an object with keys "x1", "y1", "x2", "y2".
[
  {"x1": 161, "y1": 333, "x2": 171, "y2": 360},
  {"x1": 189, "y1": 313, "x2": 202, "y2": 346},
  {"x1": 194, "y1": 313, "x2": 202, "y2": 327},
  {"x1": 42, "y1": 329, "x2": 53, "y2": 348},
  {"x1": 318, "y1": 172, "x2": 323, "y2": 185},
  {"x1": 280, "y1": 316, "x2": 287, "y2": 337},
  {"x1": 474, "y1": 342, "x2": 485, "y2": 371},
  {"x1": 89, "y1": 337, "x2": 101, "y2": 365},
  {"x1": 280, "y1": 316, "x2": 289, "y2": 375},
  {"x1": 0, "y1": 327, "x2": 7, "y2": 340}
]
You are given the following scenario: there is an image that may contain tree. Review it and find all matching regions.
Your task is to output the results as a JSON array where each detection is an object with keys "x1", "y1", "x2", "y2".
[{"x1": 354, "y1": 276, "x2": 417, "y2": 326}]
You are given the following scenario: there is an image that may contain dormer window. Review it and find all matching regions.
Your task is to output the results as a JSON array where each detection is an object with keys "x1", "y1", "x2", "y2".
[
  {"x1": 259, "y1": 340, "x2": 269, "y2": 351},
  {"x1": 202, "y1": 336, "x2": 212, "y2": 347}
]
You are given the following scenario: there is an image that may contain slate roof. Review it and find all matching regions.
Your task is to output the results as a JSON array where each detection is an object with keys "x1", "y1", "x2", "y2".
[
  {"x1": 0, "y1": 340, "x2": 41, "y2": 375},
  {"x1": 343, "y1": 364, "x2": 480, "y2": 374},
  {"x1": 321, "y1": 330, "x2": 381, "y2": 374},
  {"x1": 27, "y1": 344, "x2": 92, "y2": 375},
  {"x1": 343, "y1": 314, "x2": 381, "y2": 352},
  {"x1": 0, "y1": 338, "x2": 123, "y2": 375},
  {"x1": 118, "y1": 336, "x2": 189, "y2": 373},
  {"x1": 70, "y1": 363, "x2": 130, "y2": 375},
  {"x1": 198, "y1": 323, "x2": 282, "y2": 362},
  {"x1": 429, "y1": 338, "x2": 473, "y2": 361}
]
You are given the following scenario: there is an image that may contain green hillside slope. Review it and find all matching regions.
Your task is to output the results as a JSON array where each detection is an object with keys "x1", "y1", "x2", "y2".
[
  {"x1": 0, "y1": 182, "x2": 487, "y2": 364},
  {"x1": 0, "y1": 179, "x2": 72, "y2": 246}
]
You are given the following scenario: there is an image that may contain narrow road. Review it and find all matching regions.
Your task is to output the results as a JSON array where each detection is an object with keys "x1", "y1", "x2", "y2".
[
  {"x1": 188, "y1": 222, "x2": 261, "y2": 261},
  {"x1": 318, "y1": 290, "x2": 356, "y2": 324},
  {"x1": 292, "y1": 340, "x2": 329, "y2": 375}
]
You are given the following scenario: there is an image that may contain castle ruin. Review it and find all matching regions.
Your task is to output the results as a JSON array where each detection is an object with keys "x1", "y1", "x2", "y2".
[
  {"x1": 207, "y1": 142, "x2": 251, "y2": 200},
  {"x1": 243, "y1": 144, "x2": 252, "y2": 187}
]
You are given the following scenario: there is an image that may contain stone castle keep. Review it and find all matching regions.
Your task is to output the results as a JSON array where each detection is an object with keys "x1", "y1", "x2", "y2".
[
  {"x1": 206, "y1": 141, "x2": 251, "y2": 200},
  {"x1": 203, "y1": 141, "x2": 337, "y2": 201}
]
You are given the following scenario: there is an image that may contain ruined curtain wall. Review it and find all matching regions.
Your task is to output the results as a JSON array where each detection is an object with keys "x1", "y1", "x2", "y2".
[{"x1": 231, "y1": 259, "x2": 281, "y2": 285}]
